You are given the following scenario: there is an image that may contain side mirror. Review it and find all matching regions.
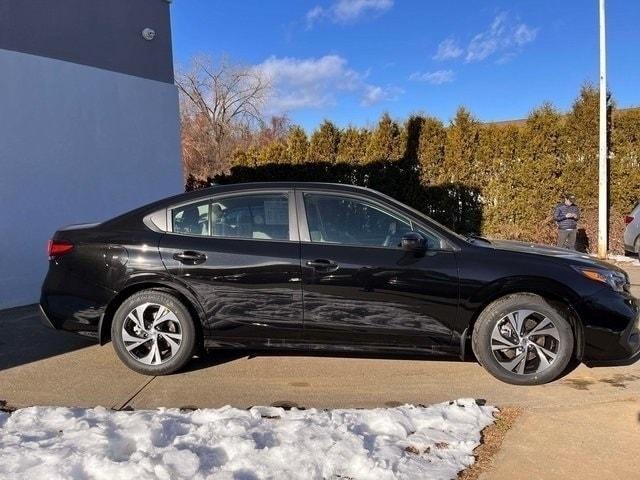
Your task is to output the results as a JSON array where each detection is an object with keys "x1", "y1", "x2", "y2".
[{"x1": 401, "y1": 232, "x2": 426, "y2": 252}]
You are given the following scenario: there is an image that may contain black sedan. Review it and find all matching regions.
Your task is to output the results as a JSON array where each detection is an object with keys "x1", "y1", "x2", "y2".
[{"x1": 40, "y1": 182, "x2": 640, "y2": 385}]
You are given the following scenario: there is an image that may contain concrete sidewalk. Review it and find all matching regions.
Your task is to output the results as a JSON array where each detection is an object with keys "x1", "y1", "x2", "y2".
[{"x1": 482, "y1": 398, "x2": 640, "y2": 480}]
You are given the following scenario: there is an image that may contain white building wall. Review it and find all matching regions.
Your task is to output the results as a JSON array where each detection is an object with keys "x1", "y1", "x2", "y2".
[{"x1": 0, "y1": 48, "x2": 182, "y2": 309}]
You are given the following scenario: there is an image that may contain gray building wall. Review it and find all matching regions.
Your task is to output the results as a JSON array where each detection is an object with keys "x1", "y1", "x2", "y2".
[
  {"x1": 0, "y1": 0, "x2": 174, "y2": 83},
  {"x1": 0, "y1": 0, "x2": 181, "y2": 309}
]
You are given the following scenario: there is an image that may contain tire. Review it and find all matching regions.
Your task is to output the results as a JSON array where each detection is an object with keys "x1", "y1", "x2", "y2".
[
  {"x1": 111, "y1": 290, "x2": 196, "y2": 375},
  {"x1": 471, "y1": 293, "x2": 574, "y2": 385}
]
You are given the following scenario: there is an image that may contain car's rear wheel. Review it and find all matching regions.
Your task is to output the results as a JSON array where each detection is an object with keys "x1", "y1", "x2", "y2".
[
  {"x1": 111, "y1": 290, "x2": 196, "y2": 375},
  {"x1": 472, "y1": 293, "x2": 574, "y2": 385}
]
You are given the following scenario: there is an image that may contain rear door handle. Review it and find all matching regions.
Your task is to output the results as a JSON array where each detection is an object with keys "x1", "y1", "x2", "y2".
[
  {"x1": 173, "y1": 251, "x2": 207, "y2": 265},
  {"x1": 306, "y1": 259, "x2": 339, "y2": 270}
]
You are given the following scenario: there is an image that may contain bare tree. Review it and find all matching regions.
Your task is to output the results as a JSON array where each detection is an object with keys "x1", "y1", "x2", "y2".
[
  {"x1": 256, "y1": 115, "x2": 292, "y2": 145},
  {"x1": 177, "y1": 56, "x2": 270, "y2": 179}
]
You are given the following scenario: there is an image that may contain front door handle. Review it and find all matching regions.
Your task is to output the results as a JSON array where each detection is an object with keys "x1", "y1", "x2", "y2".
[
  {"x1": 306, "y1": 259, "x2": 339, "y2": 270},
  {"x1": 173, "y1": 251, "x2": 207, "y2": 265}
]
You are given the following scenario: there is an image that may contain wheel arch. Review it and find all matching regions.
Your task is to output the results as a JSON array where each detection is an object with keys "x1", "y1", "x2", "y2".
[
  {"x1": 98, "y1": 278, "x2": 206, "y2": 348},
  {"x1": 465, "y1": 276, "x2": 585, "y2": 361}
]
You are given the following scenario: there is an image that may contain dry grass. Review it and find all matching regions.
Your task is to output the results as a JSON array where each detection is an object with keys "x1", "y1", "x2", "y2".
[
  {"x1": 0, "y1": 400, "x2": 15, "y2": 413},
  {"x1": 458, "y1": 406, "x2": 522, "y2": 480}
]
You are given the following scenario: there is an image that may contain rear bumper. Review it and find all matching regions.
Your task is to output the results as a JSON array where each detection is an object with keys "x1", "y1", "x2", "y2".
[
  {"x1": 39, "y1": 294, "x2": 103, "y2": 339},
  {"x1": 40, "y1": 264, "x2": 114, "y2": 338},
  {"x1": 38, "y1": 304, "x2": 57, "y2": 330},
  {"x1": 623, "y1": 227, "x2": 638, "y2": 252}
]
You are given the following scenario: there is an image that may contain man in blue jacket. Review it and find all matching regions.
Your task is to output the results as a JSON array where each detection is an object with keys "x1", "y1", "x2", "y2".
[{"x1": 554, "y1": 194, "x2": 580, "y2": 250}]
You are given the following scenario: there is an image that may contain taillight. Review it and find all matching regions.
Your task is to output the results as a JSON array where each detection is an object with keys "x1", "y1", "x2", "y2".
[
  {"x1": 625, "y1": 215, "x2": 634, "y2": 225},
  {"x1": 48, "y1": 239, "x2": 74, "y2": 259}
]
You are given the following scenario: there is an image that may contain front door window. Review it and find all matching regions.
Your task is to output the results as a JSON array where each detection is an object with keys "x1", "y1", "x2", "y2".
[{"x1": 303, "y1": 193, "x2": 440, "y2": 248}]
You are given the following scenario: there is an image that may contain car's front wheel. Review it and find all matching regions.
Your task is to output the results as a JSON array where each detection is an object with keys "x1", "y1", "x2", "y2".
[
  {"x1": 111, "y1": 290, "x2": 196, "y2": 375},
  {"x1": 472, "y1": 293, "x2": 574, "y2": 385}
]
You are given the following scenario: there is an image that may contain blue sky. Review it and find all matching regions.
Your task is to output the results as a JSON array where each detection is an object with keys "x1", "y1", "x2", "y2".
[{"x1": 171, "y1": 1, "x2": 639, "y2": 131}]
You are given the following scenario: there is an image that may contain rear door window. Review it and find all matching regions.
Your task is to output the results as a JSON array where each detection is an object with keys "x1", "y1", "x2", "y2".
[
  {"x1": 172, "y1": 201, "x2": 210, "y2": 236},
  {"x1": 211, "y1": 194, "x2": 289, "y2": 240}
]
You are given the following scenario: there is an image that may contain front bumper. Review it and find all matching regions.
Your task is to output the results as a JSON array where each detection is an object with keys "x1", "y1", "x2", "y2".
[
  {"x1": 579, "y1": 288, "x2": 640, "y2": 367},
  {"x1": 584, "y1": 345, "x2": 640, "y2": 367}
]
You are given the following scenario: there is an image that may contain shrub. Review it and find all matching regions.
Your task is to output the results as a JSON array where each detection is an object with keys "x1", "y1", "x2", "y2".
[{"x1": 185, "y1": 87, "x2": 640, "y2": 254}]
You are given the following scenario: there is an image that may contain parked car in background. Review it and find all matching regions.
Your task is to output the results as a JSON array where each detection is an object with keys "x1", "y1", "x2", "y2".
[
  {"x1": 40, "y1": 183, "x2": 640, "y2": 385},
  {"x1": 624, "y1": 201, "x2": 640, "y2": 256}
]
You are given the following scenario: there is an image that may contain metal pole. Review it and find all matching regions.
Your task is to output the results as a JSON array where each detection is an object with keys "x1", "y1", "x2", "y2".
[{"x1": 598, "y1": 0, "x2": 608, "y2": 259}]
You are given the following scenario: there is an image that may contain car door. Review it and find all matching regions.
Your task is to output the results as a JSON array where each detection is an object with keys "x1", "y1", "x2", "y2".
[
  {"x1": 159, "y1": 190, "x2": 303, "y2": 344},
  {"x1": 297, "y1": 189, "x2": 459, "y2": 353}
]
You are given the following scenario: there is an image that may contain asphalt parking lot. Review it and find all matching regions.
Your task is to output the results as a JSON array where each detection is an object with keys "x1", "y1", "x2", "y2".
[{"x1": 1, "y1": 262, "x2": 640, "y2": 478}]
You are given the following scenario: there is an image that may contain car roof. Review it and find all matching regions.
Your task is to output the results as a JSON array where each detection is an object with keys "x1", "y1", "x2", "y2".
[
  {"x1": 103, "y1": 182, "x2": 384, "y2": 227},
  {"x1": 176, "y1": 181, "x2": 382, "y2": 204},
  {"x1": 192, "y1": 181, "x2": 372, "y2": 193}
]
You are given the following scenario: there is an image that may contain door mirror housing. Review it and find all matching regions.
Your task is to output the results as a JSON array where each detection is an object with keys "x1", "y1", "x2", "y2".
[{"x1": 401, "y1": 232, "x2": 426, "y2": 252}]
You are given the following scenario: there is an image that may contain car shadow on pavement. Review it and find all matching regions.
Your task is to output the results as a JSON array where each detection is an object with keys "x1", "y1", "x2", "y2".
[
  {"x1": 181, "y1": 348, "x2": 473, "y2": 374},
  {"x1": 0, "y1": 304, "x2": 94, "y2": 371},
  {"x1": 181, "y1": 348, "x2": 582, "y2": 383},
  {"x1": 181, "y1": 350, "x2": 251, "y2": 372}
]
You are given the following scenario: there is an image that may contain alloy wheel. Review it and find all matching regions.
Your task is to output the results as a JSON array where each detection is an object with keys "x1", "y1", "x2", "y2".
[
  {"x1": 490, "y1": 309, "x2": 561, "y2": 375},
  {"x1": 121, "y1": 302, "x2": 183, "y2": 366}
]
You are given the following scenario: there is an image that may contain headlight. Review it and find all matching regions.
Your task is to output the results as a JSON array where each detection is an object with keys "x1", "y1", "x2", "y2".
[{"x1": 573, "y1": 266, "x2": 628, "y2": 292}]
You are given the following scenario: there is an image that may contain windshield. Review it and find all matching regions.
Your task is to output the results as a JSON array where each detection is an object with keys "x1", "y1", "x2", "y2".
[{"x1": 374, "y1": 190, "x2": 470, "y2": 243}]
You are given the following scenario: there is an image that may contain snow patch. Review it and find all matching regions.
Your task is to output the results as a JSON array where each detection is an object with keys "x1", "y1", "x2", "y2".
[
  {"x1": 607, "y1": 254, "x2": 640, "y2": 266},
  {"x1": 0, "y1": 399, "x2": 496, "y2": 480}
]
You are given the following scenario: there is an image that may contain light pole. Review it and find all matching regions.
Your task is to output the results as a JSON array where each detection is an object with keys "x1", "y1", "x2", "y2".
[{"x1": 598, "y1": 0, "x2": 608, "y2": 259}]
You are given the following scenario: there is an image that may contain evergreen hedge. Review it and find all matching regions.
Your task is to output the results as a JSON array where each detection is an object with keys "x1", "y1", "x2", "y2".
[{"x1": 186, "y1": 86, "x2": 640, "y2": 253}]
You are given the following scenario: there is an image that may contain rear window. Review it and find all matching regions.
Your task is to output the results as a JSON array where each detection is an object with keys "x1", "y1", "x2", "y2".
[{"x1": 170, "y1": 194, "x2": 291, "y2": 240}]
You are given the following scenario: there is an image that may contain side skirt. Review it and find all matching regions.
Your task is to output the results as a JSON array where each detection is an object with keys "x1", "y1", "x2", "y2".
[{"x1": 203, "y1": 337, "x2": 459, "y2": 358}]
